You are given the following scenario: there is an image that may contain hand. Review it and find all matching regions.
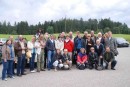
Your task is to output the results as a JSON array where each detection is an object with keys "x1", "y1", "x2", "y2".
[
  {"x1": 100, "y1": 56, "x2": 103, "y2": 59},
  {"x1": 4, "y1": 59, "x2": 7, "y2": 62}
]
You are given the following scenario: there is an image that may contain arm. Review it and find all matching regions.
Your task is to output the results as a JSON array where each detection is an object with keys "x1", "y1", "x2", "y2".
[
  {"x1": 82, "y1": 55, "x2": 87, "y2": 63},
  {"x1": 77, "y1": 55, "x2": 82, "y2": 63}
]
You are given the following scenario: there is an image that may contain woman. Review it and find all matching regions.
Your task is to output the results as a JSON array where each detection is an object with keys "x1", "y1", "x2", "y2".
[
  {"x1": 1, "y1": 40, "x2": 11, "y2": 81},
  {"x1": 55, "y1": 37, "x2": 64, "y2": 54},
  {"x1": 86, "y1": 34, "x2": 94, "y2": 55},
  {"x1": 27, "y1": 36, "x2": 36, "y2": 73}
]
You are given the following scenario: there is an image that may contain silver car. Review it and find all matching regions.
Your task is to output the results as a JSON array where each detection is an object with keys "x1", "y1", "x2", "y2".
[{"x1": 0, "y1": 38, "x2": 7, "y2": 46}]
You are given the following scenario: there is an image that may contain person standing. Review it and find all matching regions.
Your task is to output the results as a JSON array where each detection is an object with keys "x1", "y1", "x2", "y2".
[
  {"x1": 27, "y1": 36, "x2": 37, "y2": 73},
  {"x1": 1, "y1": 40, "x2": 11, "y2": 81},
  {"x1": 14, "y1": 35, "x2": 27, "y2": 76},
  {"x1": 64, "y1": 35, "x2": 74, "y2": 61},
  {"x1": 105, "y1": 31, "x2": 118, "y2": 56},
  {"x1": 46, "y1": 35, "x2": 55, "y2": 70},
  {"x1": 55, "y1": 37, "x2": 64, "y2": 54}
]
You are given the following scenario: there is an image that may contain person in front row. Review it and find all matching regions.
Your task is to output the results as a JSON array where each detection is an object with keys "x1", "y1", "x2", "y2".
[
  {"x1": 76, "y1": 48, "x2": 88, "y2": 70},
  {"x1": 62, "y1": 49, "x2": 72, "y2": 70},
  {"x1": 88, "y1": 47, "x2": 98, "y2": 70},
  {"x1": 53, "y1": 49, "x2": 63, "y2": 71},
  {"x1": 103, "y1": 47, "x2": 117, "y2": 70}
]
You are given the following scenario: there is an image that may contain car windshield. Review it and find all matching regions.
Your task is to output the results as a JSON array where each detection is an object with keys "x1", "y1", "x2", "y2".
[
  {"x1": 117, "y1": 38, "x2": 126, "y2": 42},
  {"x1": 2, "y1": 38, "x2": 7, "y2": 41}
]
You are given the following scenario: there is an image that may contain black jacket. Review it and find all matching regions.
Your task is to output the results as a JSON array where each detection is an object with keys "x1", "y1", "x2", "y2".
[{"x1": 94, "y1": 43, "x2": 104, "y2": 57}]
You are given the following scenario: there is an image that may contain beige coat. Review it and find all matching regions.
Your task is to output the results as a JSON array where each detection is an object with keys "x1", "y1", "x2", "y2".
[{"x1": 2, "y1": 44, "x2": 10, "y2": 60}]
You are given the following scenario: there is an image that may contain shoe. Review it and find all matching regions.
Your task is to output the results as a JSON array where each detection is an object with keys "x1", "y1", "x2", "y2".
[
  {"x1": 111, "y1": 68, "x2": 116, "y2": 70},
  {"x1": 21, "y1": 73, "x2": 26, "y2": 75},
  {"x1": 2, "y1": 78, "x2": 7, "y2": 81},
  {"x1": 54, "y1": 69, "x2": 57, "y2": 72},
  {"x1": 37, "y1": 70, "x2": 40, "y2": 72},
  {"x1": 17, "y1": 74, "x2": 22, "y2": 77},
  {"x1": 41, "y1": 69, "x2": 46, "y2": 71},
  {"x1": 31, "y1": 70, "x2": 36, "y2": 73},
  {"x1": 11, "y1": 76, "x2": 15, "y2": 79}
]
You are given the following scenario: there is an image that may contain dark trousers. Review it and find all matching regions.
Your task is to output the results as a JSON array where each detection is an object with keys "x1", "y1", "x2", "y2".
[
  {"x1": 17, "y1": 54, "x2": 26, "y2": 75},
  {"x1": 2, "y1": 59, "x2": 8, "y2": 80},
  {"x1": 105, "y1": 60, "x2": 117, "y2": 69},
  {"x1": 88, "y1": 60, "x2": 98, "y2": 69},
  {"x1": 7, "y1": 60, "x2": 14, "y2": 77},
  {"x1": 30, "y1": 53, "x2": 36, "y2": 71}
]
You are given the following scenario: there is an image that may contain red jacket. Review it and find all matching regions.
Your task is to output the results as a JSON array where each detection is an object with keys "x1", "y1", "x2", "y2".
[
  {"x1": 64, "y1": 40, "x2": 74, "y2": 52},
  {"x1": 77, "y1": 52, "x2": 88, "y2": 63}
]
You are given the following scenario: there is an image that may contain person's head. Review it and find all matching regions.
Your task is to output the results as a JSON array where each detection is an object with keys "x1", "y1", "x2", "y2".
[
  {"x1": 97, "y1": 32, "x2": 102, "y2": 38},
  {"x1": 78, "y1": 34, "x2": 82, "y2": 39},
  {"x1": 31, "y1": 36, "x2": 36, "y2": 42},
  {"x1": 87, "y1": 34, "x2": 91, "y2": 39},
  {"x1": 22, "y1": 38, "x2": 27, "y2": 43},
  {"x1": 9, "y1": 36, "x2": 14, "y2": 43},
  {"x1": 106, "y1": 47, "x2": 110, "y2": 52},
  {"x1": 56, "y1": 49, "x2": 61, "y2": 54},
  {"x1": 84, "y1": 31, "x2": 88, "y2": 36},
  {"x1": 80, "y1": 48, "x2": 86, "y2": 54},
  {"x1": 104, "y1": 32, "x2": 109, "y2": 38},
  {"x1": 64, "y1": 49, "x2": 68, "y2": 55},
  {"x1": 18, "y1": 35, "x2": 23, "y2": 41},
  {"x1": 50, "y1": 35, "x2": 54, "y2": 40},
  {"x1": 37, "y1": 28, "x2": 43, "y2": 33},
  {"x1": 76, "y1": 31, "x2": 80, "y2": 36},
  {"x1": 69, "y1": 31, "x2": 73, "y2": 36},
  {"x1": 65, "y1": 35, "x2": 70, "y2": 40},
  {"x1": 90, "y1": 47, "x2": 95, "y2": 53},
  {"x1": 91, "y1": 30, "x2": 95, "y2": 36},
  {"x1": 39, "y1": 34, "x2": 44, "y2": 40},
  {"x1": 6, "y1": 39, "x2": 11, "y2": 45},
  {"x1": 58, "y1": 36, "x2": 62, "y2": 41},
  {"x1": 61, "y1": 32, "x2": 65, "y2": 37},
  {"x1": 96, "y1": 39, "x2": 100, "y2": 45},
  {"x1": 108, "y1": 31, "x2": 112, "y2": 37}
]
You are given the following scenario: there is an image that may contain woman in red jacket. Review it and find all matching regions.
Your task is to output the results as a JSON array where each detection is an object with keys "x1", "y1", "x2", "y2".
[
  {"x1": 77, "y1": 48, "x2": 88, "y2": 70},
  {"x1": 64, "y1": 35, "x2": 74, "y2": 61}
]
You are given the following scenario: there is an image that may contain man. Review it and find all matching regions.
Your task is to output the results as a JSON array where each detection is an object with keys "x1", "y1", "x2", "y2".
[
  {"x1": 105, "y1": 31, "x2": 118, "y2": 56},
  {"x1": 88, "y1": 47, "x2": 98, "y2": 69},
  {"x1": 94, "y1": 40, "x2": 104, "y2": 66},
  {"x1": 14, "y1": 35, "x2": 27, "y2": 76},
  {"x1": 103, "y1": 47, "x2": 117, "y2": 70},
  {"x1": 97, "y1": 32, "x2": 105, "y2": 46},
  {"x1": 91, "y1": 30, "x2": 97, "y2": 44},
  {"x1": 76, "y1": 48, "x2": 88, "y2": 70},
  {"x1": 46, "y1": 35, "x2": 55, "y2": 70},
  {"x1": 82, "y1": 31, "x2": 88, "y2": 40}
]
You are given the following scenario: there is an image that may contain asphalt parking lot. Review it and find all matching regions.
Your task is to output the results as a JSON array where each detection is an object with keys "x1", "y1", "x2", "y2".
[{"x1": 0, "y1": 47, "x2": 130, "y2": 87}]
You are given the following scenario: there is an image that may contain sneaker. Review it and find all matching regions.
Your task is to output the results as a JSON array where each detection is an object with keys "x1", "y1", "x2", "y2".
[
  {"x1": 111, "y1": 68, "x2": 116, "y2": 70},
  {"x1": 11, "y1": 76, "x2": 15, "y2": 79},
  {"x1": 2, "y1": 78, "x2": 7, "y2": 81},
  {"x1": 31, "y1": 70, "x2": 36, "y2": 73}
]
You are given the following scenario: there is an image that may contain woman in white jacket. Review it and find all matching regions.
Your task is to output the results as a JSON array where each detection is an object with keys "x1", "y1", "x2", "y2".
[
  {"x1": 27, "y1": 36, "x2": 36, "y2": 73},
  {"x1": 55, "y1": 37, "x2": 64, "y2": 54}
]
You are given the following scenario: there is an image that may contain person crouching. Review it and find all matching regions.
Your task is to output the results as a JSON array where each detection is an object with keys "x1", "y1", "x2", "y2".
[
  {"x1": 76, "y1": 48, "x2": 88, "y2": 70},
  {"x1": 62, "y1": 49, "x2": 72, "y2": 70},
  {"x1": 53, "y1": 49, "x2": 63, "y2": 71}
]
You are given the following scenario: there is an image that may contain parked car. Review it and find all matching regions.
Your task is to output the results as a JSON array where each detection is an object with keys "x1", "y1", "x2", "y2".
[
  {"x1": 116, "y1": 37, "x2": 129, "y2": 47},
  {"x1": 0, "y1": 38, "x2": 7, "y2": 46}
]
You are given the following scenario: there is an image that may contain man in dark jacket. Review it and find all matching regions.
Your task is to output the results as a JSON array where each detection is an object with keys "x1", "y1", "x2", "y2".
[
  {"x1": 46, "y1": 35, "x2": 55, "y2": 70},
  {"x1": 88, "y1": 47, "x2": 98, "y2": 69},
  {"x1": 103, "y1": 47, "x2": 117, "y2": 70}
]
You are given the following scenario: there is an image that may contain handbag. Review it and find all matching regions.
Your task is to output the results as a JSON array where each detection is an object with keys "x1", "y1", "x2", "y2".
[{"x1": 26, "y1": 50, "x2": 32, "y2": 58}]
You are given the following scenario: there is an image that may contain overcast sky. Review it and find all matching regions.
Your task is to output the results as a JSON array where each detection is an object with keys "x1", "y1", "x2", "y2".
[{"x1": 0, "y1": 0, "x2": 130, "y2": 27}]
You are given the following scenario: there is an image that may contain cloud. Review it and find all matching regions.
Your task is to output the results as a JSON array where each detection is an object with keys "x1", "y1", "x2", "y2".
[{"x1": 0, "y1": 0, "x2": 130, "y2": 27}]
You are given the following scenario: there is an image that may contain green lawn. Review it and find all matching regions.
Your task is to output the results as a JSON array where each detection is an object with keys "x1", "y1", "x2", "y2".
[{"x1": 0, "y1": 34, "x2": 130, "y2": 42}]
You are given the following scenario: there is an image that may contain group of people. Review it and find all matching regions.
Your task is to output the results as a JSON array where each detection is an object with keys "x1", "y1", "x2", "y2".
[{"x1": 1, "y1": 29, "x2": 118, "y2": 81}]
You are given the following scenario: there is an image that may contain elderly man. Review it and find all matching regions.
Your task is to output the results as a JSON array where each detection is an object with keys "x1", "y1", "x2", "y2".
[
  {"x1": 14, "y1": 35, "x2": 27, "y2": 76},
  {"x1": 103, "y1": 47, "x2": 117, "y2": 70},
  {"x1": 105, "y1": 31, "x2": 118, "y2": 56}
]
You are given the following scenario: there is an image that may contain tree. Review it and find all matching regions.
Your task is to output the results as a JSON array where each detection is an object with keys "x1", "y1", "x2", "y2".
[{"x1": 47, "y1": 26, "x2": 54, "y2": 34}]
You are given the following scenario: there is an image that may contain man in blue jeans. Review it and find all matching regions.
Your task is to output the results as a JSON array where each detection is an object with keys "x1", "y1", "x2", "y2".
[
  {"x1": 46, "y1": 35, "x2": 55, "y2": 70},
  {"x1": 14, "y1": 35, "x2": 27, "y2": 76}
]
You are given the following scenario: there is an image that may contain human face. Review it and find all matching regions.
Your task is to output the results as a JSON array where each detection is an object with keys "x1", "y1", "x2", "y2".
[
  {"x1": 81, "y1": 48, "x2": 85, "y2": 53},
  {"x1": 57, "y1": 50, "x2": 60, "y2": 54},
  {"x1": 7, "y1": 40, "x2": 11, "y2": 45},
  {"x1": 32, "y1": 37, "x2": 36, "y2": 42},
  {"x1": 96, "y1": 40, "x2": 100, "y2": 45},
  {"x1": 106, "y1": 47, "x2": 110, "y2": 52}
]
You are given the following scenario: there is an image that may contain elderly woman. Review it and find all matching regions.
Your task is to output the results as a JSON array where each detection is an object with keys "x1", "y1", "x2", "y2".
[{"x1": 1, "y1": 40, "x2": 12, "y2": 81}]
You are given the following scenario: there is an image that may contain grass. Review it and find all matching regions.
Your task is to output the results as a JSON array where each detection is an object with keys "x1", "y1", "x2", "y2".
[{"x1": 0, "y1": 34, "x2": 130, "y2": 42}]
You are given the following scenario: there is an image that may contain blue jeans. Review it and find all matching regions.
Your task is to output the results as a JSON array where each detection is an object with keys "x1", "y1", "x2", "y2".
[
  {"x1": 30, "y1": 53, "x2": 36, "y2": 71},
  {"x1": 7, "y1": 60, "x2": 14, "y2": 77},
  {"x1": 2, "y1": 59, "x2": 8, "y2": 80},
  {"x1": 17, "y1": 54, "x2": 26, "y2": 75},
  {"x1": 47, "y1": 50, "x2": 55, "y2": 70}
]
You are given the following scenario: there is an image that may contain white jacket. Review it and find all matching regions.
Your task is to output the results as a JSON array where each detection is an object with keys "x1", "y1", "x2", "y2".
[
  {"x1": 55, "y1": 40, "x2": 64, "y2": 51},
  {"x1": 35, "y1": 41, "x2": 41, "y2": 55},
  {"x1": 27, "y1": 41, "x2": 36, "y2": 53}
]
